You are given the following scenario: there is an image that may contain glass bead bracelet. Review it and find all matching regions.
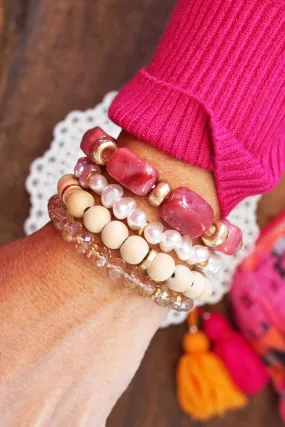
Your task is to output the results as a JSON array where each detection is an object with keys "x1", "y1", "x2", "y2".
[{"x1": 48, "y1": 194, "x2": 197, "y2": 311}]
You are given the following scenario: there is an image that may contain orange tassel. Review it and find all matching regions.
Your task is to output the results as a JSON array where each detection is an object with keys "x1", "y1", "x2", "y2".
[{"x1": 177, "y1": 310, "x2": 247, "y2": 421}]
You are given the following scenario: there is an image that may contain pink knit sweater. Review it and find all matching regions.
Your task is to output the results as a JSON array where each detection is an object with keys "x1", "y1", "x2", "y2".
[{"x1": 109, "y1": 0, "x2": 285, "y2": 216}]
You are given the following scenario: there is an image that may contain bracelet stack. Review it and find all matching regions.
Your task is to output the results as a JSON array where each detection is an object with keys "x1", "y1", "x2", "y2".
[{"x1": 48, "y1": 126, "x2": 243, "y2": 312}]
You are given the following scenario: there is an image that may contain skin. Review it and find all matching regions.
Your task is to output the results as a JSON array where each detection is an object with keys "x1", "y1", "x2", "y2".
[{"x1": 0, "y1": 132, "x2": 219, "y2": 426}]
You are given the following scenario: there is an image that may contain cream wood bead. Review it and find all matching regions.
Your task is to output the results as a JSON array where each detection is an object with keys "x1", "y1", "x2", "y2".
[
  {"x1": 166, "y1": 265, "x2": 194, "y2": 292},
  {"x1": 196, "y1": 276, "x2": 213, "y2": 301},
  {"x1": 83, "y1": 205, "x2": 111, "y2": 233},
  {"x1": 120, "y1": 235, "x2": 149, "y2": 265},
  {"x1": 57, "y1": 174, "x2": 79, "y2": 199},
  {"x1": 101, "y1": 221, "x2": 129, "y2": 250},
  {"x1": 183, "y1": 271, "x2": 207, "y2": 299},
  {"x1": 147, "y1": 253, "x2": 175, "y2": 282},
  {"x1": 66, "y1": 190, "x2": 95, "y2": 218}
]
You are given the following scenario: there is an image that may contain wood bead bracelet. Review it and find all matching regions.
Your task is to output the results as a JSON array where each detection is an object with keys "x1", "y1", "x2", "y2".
[
  {"x1": 48, "y1": 194, "x2": 197, "y2": 311},
  {"x1": 60, "y1": 161, "x2": 224, "y2": 273},
  {"x1": 79, "y1": 126, "x2": 243, "y2": 255},
  {"x1": 57, "y1": 173, "x2": 214, "y2": 301}
]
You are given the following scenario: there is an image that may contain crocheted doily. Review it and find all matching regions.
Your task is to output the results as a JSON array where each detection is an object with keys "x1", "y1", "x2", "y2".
[{"x1": 24, "y1": 91, "x2": 260, "y2": 328}]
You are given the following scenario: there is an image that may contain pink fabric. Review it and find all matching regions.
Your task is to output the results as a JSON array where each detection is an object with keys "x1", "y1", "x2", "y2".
[{"x1": 109, "y1": 0, "x2": 285, "y2": 216}]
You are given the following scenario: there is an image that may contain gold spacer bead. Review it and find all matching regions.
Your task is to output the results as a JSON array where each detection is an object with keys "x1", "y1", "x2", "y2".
[
  {"x1": 205, "y1": 223, "x2": 217, "y2": 237},
  {"x1": 201, "y1": 220, "x2": 229, "y2": 247},
  {"x1": 91, "y1": 137, "x2": 118, "y2": 165},
  {"x1": 148, "y1": 181, "x2": 172, "y2": 207},
  {"x1": 139, "y1": 249, "x2": 158, "y2": 271},
  {"x1": 195, "y1": 259, "x2": 209, "y2": 269},
  {"x1": 61, "y1": 184, "x2": 82, "y2": 205}
]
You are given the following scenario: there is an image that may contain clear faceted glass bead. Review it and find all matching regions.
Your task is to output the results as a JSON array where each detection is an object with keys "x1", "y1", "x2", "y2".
[
  {"x1": 91, "y1": 245, "x2": 111, "y2": 268},
  {"x1": 152, "y1": 286, "x2": 172, "y2": 307},
  {"x1": 180, "y1": 298, "x2": 194, "y2": 312},
  {"x1": 75, "y1": 232, "x2": 94, "y2": 253},
  {"x1": 106, "y1": 258, "x2": 127, "y2": 280},
  {"x1": 123, "y1": 266, "x2": 142, "y2": 289},
  {"x1": 170, "y1": 294, "x2": 194, "y2": 312},
  {"x1": 136, "y1": 279, "x2": 156, "y2": 297},
  {"x1": 62, "y1": 221, "x2": 82, "y2": 242}
]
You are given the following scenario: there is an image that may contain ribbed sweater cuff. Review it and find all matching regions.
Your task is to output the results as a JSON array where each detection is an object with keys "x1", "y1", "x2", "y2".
[
  {"x1": 109, "y1": 69, "x2": 281, "y2": 216},
  {"x1": 109, "y1": 0, "x2": 285, "y2": 216}
]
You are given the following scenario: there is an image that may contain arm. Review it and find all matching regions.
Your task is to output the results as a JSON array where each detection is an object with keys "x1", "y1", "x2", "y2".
[{"x1": 0, "y1": 134, "x2": 218, "y2": 426}]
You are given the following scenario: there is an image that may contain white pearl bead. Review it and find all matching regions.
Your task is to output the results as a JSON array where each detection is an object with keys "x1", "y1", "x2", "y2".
[
  {"x1": 89, "y1": 174, "x2": 108, "y2": 194},
  {"x1": 167, "y1": 265, "x2": 194, "y2": 292},
  {"x1": 196, "y1": 276, "x2": 213, "y2": 301},
  {"x1": 127, "y1": 209, "x2": 148, "y2": 230},
  {"x1": 144, "y1": 222, "x2": 163, "y2": 245},
  {"x1": 120, "y1": 236, "x2": 149, "y2": 265},
  {"x1": 83, "y1": 205, "x2": 111, "y2": 233},
  {"x1": 113, "y1": 197, "x2": 136, "y2": 220},
  {"x1": 101, "y1": 221, "x2": 129, "y2": 249},
  {"x1": 147, "y1": 253, "x2": 175, "y2": 282},
  {"x1": 183, "y1": 271, "x2": 206, "y2": 299},
  {"x1": 101, "y1": 184, "x2": 123, "y2": 208},
  {"x1": 175, "y1": 236, "x2": 193, "y2": 260},
  {"x1": 159, "y1": 230, "x2": 182, "y2": 253},
  {"x1": 187, "y1": 245, "x2": 210, "y2": 265},
  {"x1": 66, "y1": 190, "x2": 95, "y2": 218},
  {"x1": 203, "y1": 252, "x2": 223, "y2": 274}
]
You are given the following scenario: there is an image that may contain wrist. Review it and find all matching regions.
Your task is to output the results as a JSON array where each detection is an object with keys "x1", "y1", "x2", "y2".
[{"x1": 117, "y1": 131, "x2": 220, "y2": 219}]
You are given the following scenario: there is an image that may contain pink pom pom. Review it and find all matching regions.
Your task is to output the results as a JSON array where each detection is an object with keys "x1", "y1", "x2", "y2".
[{"x1": 204, "y1": 313, "x2": 269, "y2": 395}]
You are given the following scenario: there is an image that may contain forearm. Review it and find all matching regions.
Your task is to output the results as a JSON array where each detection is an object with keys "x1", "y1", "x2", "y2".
[{"x1": 0, "y1": 133, "x2": 218, "y2": 426}]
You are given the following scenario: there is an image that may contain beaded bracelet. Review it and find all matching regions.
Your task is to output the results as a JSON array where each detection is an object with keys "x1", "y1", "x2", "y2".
[
  {"x1": 57, "y1": 173, "x2": 214, "y2": 301},
  {"x1": 79, "y1": 126, "x2": 243, "y2": 254},
  {"x1": 48, "y1": 194, "x2": 196, "y2": 311},
  {"x1": 72, "y1": 158, "x2": 216, "y2": 266}
]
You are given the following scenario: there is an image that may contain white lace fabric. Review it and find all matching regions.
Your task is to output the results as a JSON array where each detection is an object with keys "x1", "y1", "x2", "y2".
[{"x1": 24, "y1": 92, "x2": 260, "y2": 328}]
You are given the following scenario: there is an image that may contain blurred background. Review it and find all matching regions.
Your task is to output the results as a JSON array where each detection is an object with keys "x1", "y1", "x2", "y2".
[{"x1": 1, "y1": 1, "x2": 285, "y2": 426}]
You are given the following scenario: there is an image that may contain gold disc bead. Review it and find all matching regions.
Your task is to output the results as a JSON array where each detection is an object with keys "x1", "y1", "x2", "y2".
[
  {"x1": 62, "y1": 184, "x2": 82, "y2": 205},
  {"x1": 201, "y1": 219, "x2": 229, "y2": 247},
  {"x1": 91, "y1": 137, "x2": 118, "y2": 165},
  {"x1": 148, "y1": 181, "x2": 172, "y2": 207},
  {"x1": 139, "y1": 249, "x2": 158, "y2": 271}
]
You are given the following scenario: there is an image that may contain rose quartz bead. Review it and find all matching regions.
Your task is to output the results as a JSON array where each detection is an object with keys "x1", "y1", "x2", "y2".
[
  {"x1": 216, "y1": 219, "x2": 243, "y2": 255},
  {"x1": 74, "y1": 157, "x2": 90, "y2": 178},
  {"x1": 80, "y1": 126, "x2": 109, "y2": 157},
  {"x1": 106, "y1": 148, "x2": 159, "y2": 196},
  {"x1": 79, "y1": 164, "x2": 101, "y2": 188},
  {"x1": 160, "y1": 187, "x2": 213, "y2": 238}
]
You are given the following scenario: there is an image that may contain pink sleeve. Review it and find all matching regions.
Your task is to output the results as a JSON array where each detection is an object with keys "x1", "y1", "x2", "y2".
[{"x1": 109, "y1": 0, "x2": 285, "y2": 216}]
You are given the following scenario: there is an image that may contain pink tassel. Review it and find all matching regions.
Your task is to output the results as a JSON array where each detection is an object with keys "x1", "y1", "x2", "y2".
[{"x1": 203, "y1": 313, "x2": 269, "y2": 395}]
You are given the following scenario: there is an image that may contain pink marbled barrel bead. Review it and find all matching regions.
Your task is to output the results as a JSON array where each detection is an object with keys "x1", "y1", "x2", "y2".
[
  {"x1": 216, "y1": 219, "x2": 242, "y2": 255},
  {"x1": 80, "y1": 126, "x2": 109, "y2": 157},
  {"x1": 106, "y1": 148, "x2": 159, "y2": 196},
  {"x1": 160, "y1": 187, "x2": 214, "y2": 238}
]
